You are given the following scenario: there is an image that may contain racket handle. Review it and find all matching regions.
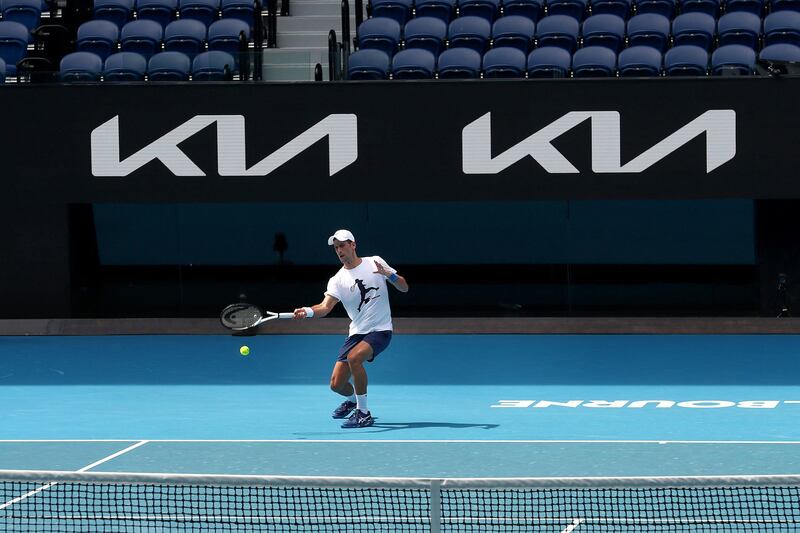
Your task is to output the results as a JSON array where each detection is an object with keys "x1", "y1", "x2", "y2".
[{"x1": 278, "y1": 313, "x2": 294, "y2": 319}]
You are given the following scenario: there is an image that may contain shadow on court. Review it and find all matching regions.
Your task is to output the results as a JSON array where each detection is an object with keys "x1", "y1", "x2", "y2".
[{"x1": 369, "y1": 422, "x2": 500, "y2": 433}]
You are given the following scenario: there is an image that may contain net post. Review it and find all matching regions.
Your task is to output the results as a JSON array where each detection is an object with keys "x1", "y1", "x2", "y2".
[{"x1": 429, "y1": 478, "x2": 442, "y2": 533}]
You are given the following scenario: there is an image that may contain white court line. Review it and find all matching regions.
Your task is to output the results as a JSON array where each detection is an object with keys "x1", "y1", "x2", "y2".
[
  {"x1": 2, "y1": 439, "x2": 800, "y2": 444},
  {"x1": 0, "y1": 440, "x2": 149, "y2": 511},
  {"x1": 561, "y1": 518, "x2": 584, "y2": 533}
]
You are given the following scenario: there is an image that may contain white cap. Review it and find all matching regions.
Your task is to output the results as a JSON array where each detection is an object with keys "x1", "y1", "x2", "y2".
[{"x1": 327, "y1": 229, "x2": 355, "y2": 245}]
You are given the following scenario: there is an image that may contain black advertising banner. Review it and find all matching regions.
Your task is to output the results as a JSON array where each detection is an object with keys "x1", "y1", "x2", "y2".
[{"x1": 1, "y1": 77, "x2": 798, "y2": 203}]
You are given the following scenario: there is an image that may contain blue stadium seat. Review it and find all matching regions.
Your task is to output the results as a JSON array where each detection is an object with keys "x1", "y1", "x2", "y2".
[
  {"x1": 759, "y1": 42, "x2": 800, "y2": 62},
  {"x1": 76, "y1": 20, "x2": 120, "y2": 61},
  {"x1": 501, "y1": 0, "x2": 543, "y2": 22},
  {"x1": 414, "y1": 0, "x2": 455, "y2": 22},
  {"x1": 526, "y1": 45, "x2": 571, "y2": 76},
  {"x1": 723, "y1": 0, "x2": 763, "y2": 15},
  {"x1": 717, "y1": 12, "x2": 761, "y2": 49},
  {"x1": 136, "y1": 0, "x2": 178, "y2": 27},
  {"x1": 547, "y1": 0, "x2": 588, "y2": 20},
  {"x1": 632, "y1": 0, "x2": 675, "y2": 17},
  {"x1": 581, "y1": 13, "x2": 625, "y2": 52},
  {"x1": 120, "y1": 19, "x2": 163, "y2": 60},
  {"x1": 179, "y1": 0, "x2": 219, "y2": 26},
  {"x1": 59, "y1": 51, "x2": 103, "y2": 81},
  {"x1": 220, "y1": 0, "x2": 254, "y2": 26},
  {"x1": 207, "y1": 18, "x2": 250, "y2": 64},
  {"x1": 764, "y1": 11, "x2": 800, "y2": 47},
  {"x1": 391, "y1": 47, "x2": 436, "y2": 78},
  {"x1": 677, "y1": 0, "x2": 718, "y2": 16},
  {"x1": 482, "y1": 46, "x2": 526, "y2": 77},
  {"x1": 491, "y1": 15, "x2": 535, "y2": 53},
  {"x1": 588, "y1": 0, "x2": 630, "y2": 18},
  {"x1": 191, "y1": 49, "x2": 234, "y2": 79},
  {"x1": 370, "y1": 0, "x2": 413, "y2": 25},
  {"x1": 664, "y1": 43, "x2": 707, "y2": 74},
  {"x1": 772, "y1": 0, "x2": 800, "y2": 13},
  {"x1": 447, "y1": 15, "x2": 491, "y2": 53},
  {"x1": 0, "y1": 20, "x2": 29, "y2": 76},
  {"x1": 436, "y1": 46, "x2": 481, "y2": 77},
  {"x1": 0, "y1": 0, "x2": 41, "y2": 32},
  {"x1": 148, "y1": 50, "x2": 191, "y2": 79},
  {"x1": 164, "y1": 19, "x2": 206, "y2": 59},
  {"x1": 0, "y1": 57, "x2": 5, "y2": 82},
  {"x1": 571, "y1": 44, "x2": 616, "y2": 76},
  {"x1": 711, "y1": 43, "x2": 756, "y2": 74},
  {"x1": 347, "y1": 48, "x2": 390, "y2": 78},
  {"x1": 671, "y1": 12, "x2": 715, "y2": 50},
  {"x1": 94, "y1": 0, "x2": 135, "y2": 28},
  {"x1": 617, "y1": 44, "x2": 661, "y2": 75},
  {"x1": 403, "y1": 16, "x2": 447, "y2": 55},
  {"x1": 626, "y1": 13, "x2": 670, "y2": 52},
  {"x1": 535, "y1": 14, "x2": 580, "y2": 51},
  {"x1": 103, "y1": 50, "x2": 147, "y2": 80},
  {"x1": 457, "y1": 0, "x2": 500, "y2": 22},
  {"x1": 357, "y1": 17, "x2": 401, "y2": 55}
]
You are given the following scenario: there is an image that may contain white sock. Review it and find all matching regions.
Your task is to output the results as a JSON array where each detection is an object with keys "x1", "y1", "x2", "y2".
[{"x1": 356, "y1": 394, "x2": 368, "y2": 414}]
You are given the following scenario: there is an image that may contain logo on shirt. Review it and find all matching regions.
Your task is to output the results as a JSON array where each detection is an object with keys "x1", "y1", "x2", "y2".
[{"x1": 354, "y1": 279, "x2": 380, "y2": 312}]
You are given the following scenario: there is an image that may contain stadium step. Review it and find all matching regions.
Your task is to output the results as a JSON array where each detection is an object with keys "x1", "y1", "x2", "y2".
[
  {"x1": 278, "y1": 15, "x2": 356, "y2": 32},
  {"x1": 261, "y1": 48, "x2": 329, "y2": 80}
]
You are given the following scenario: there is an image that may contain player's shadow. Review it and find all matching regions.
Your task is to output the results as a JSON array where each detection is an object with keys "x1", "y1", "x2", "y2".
[{"x1": 368, "y1": 422, "x2": 499, "y2": 433}]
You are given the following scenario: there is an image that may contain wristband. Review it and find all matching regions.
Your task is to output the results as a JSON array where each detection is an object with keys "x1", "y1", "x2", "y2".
[
  {"x1": 388, "y1": 273, "x2": 399, "y2": 283},
  {"x1": 303, "y1": 306, "x2": 314, "y2": 318}
]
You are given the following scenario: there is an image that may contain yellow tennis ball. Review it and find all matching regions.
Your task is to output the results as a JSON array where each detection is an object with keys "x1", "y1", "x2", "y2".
[{"x1": 239, "y1": 345, "x2": 250, "y2": 356}]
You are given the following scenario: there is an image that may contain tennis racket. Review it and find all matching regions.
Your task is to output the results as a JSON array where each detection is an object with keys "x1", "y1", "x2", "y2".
[{"x1": 220, "y1": 303, "x2": 293, "y2": 331}]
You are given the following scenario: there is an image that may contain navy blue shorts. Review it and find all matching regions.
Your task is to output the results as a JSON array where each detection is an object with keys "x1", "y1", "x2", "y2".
[{"x1": 337, "y1": 330, "x2": 393, "y2": 363}]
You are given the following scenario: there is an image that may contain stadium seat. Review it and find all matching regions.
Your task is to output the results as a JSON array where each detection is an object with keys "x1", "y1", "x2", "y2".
[
  {"x1": 164, "y1": 19, "x2": 206, "y2": 59},
  {"x1": 457, "y1": 0, "x2": 500, "y2": 22},
  {"x1": 1, "y1": 0, "x2": 41, "y2": 32},
  {"x1": 0, "y1": 20, "x2": 29, "y2": 76},
  {"x1": 711, "y1": 43, "x2": 756, "y2": 74},
  {"x1": 501, "y1": 0, "x2": 543, "y2": 22},
  {"x1": 347, "y1": 48, "x2": 390, "y2": 78},
  {"x1": 664, "y1": 43, "x2": 707, "y2": 74},
  {"x1": 581, "y1": 13, "x2": 625, "y2": 52},
  {"x1": 436, "y1": 46, "x2": 481, "y2": 77},
  {"x1": 535, "y1": 14, "x2": 580, "y2": 52},
  {"x1": 717, "y1": 12, "x2": 761, "y2": 49},
  {"x1": 403, "y1": 16, "x2": 447, "y2": 55},
  {"x1": 179, "y1": 0, "x2": 219, "y2": 26},
  {"x1": 526, "y1": 45, "x2": 571, "y2": 76},
  {"x1": 207, "y1": 18, "x2": 250, "y2": 64},
  {"x1": 220, "y1": 0, "x2": 255, "y2": 26},
  {"x1": 759, "y1": 42, "x2": 800, "y2": 62},
  {"x1": 191, "y1": 49, "x2": 234, "y2": 79},
  {"x1": 677, "y1": 0, "x2": 718, "y2": 16},
  {"x1": 103, "y1": 50, "x2": 147, "y2": 80},
  {"x1": 93, "y1": 0, "x2": 135, "y2": 28},
  {"x1": 671, "y1": 12, "x2": 716, "y2": 50},
  {"x1": 632, "y1": 0, "x2": 675, "y2": 18},
  {"x1": 120, "y1": 19, "x2": 163, "y2": 60},
  {"x1": 588, "y1": 0, "x2": 630, "y2": 18},
  {"x1": 390, "y1": 47, "x2": 436, "y2": 78},
  {"x1": 0, "y1": 57, "x2": 4, "y2": 82},
  {"x1": 571, "y1": 44, "x2": 616, "y2": 76},
  {"x1": 626, "y1": 13, "x2": 670, "y2": 52},
  {"x1": 723, "y1": 0, "x2": 763, "y2": 14},
  {"x1": 491, "y1": 15, "x2": 535, "y2": 53},
  {"x1": 482, "y1": 46, "x2": 526, "y2": 77},
  {"x1": 547, "y1": 0, "x2": 588, "y2": 20},
  {"x1": 617, "y1": 44, "x2": 661, "y2": 75},
  {"x1": 447, "y1": 15, "x2": 491, "y2": 53},
  {"x1": 147, "y1": 50, "x2": 191, "y2": 79},
  {"x1": 76, "y1": 20, "x2": 120, "y2": 61},
  {"x1": 136, "y1": 0, "x2": 178, "y2": 27},
  {"x1": 771, "y1": 0, "x2": 800, "y2": 13},
  {"x1": 414, "y1": 0, "x2": 455, "y2": 23},
  {"x1": 59, "y1": 51, "x2": 103, "y2": 81},
  {"x1": 764, "y1": 11, "x2": 800, "y2": 47},
  {"x1": 370, "y1": 0, "x2": 413, "y2": 25},
  {"x1": 356, "y1": 17, "x2": 401, "y2": 55}
]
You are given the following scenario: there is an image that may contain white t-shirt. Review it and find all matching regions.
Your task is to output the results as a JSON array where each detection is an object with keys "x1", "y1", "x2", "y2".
[{"x1": 325, "y1": 256, "x2": 396, "y2": 336}]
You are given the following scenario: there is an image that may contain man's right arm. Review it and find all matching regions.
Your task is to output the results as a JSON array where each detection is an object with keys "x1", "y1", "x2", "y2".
[{"x1": 293, "y1": 294, "x2": 339, "y2": 319}]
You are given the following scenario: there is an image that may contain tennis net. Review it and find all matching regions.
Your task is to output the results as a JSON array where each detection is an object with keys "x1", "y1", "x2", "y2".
[{"x1": 1, "y1": 470, "x2": 800, "y2": 531}]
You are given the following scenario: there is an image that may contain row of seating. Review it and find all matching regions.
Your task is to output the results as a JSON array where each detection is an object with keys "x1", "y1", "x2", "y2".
[
  {"x1": 368, "y1": 0, "x2": 798, "y2": 24},
  {"x1": 348, "y1": 42, "x2": 799, "y2": 77},
  {"x1": 358, "y1": 11, "x2": 800, "y2": 55},
  {"x1": 90, "y1": 0, "x2": 258, "y2": 29},
  {"x1": 59, "y1": 49, "x2": 234, "y2": 80}
]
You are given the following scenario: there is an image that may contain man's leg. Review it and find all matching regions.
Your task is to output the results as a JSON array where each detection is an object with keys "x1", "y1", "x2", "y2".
[
  {"x1": 347, "y1": 341, "x2": 374, "y2": 413},
  {"x1": 330, "y1": 361, "x2": 357, "y2": 419}
]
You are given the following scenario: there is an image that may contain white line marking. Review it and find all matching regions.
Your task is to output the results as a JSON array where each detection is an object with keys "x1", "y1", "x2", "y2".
[
  {"x1": 562, "y1": 518, "x2": 584, "y2": 532},
  {"x1": 0, "y1": 440, "x2": 148, "y2": 510},
  {"x1": 2, "y1": 439, "x2": 800, "y2": 444}
]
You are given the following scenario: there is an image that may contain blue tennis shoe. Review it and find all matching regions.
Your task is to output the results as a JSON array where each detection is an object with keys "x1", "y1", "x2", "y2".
[
  {"x1": 341, "y1": 409, "x2": 373, "y2": 428},
  {"x1": 331, "y1": 400, "x2": 357, "y2": 419}
]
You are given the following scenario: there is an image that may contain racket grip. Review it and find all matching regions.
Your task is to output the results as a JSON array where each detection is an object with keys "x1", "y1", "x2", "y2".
[{"x1": 278, "y1": 313, "x2": 294, "y2": 319}]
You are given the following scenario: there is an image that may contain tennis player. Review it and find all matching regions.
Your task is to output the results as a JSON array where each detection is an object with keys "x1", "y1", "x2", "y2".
[{"x1": 293, "y1": 229, "x2": 409, "y2": 429}]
